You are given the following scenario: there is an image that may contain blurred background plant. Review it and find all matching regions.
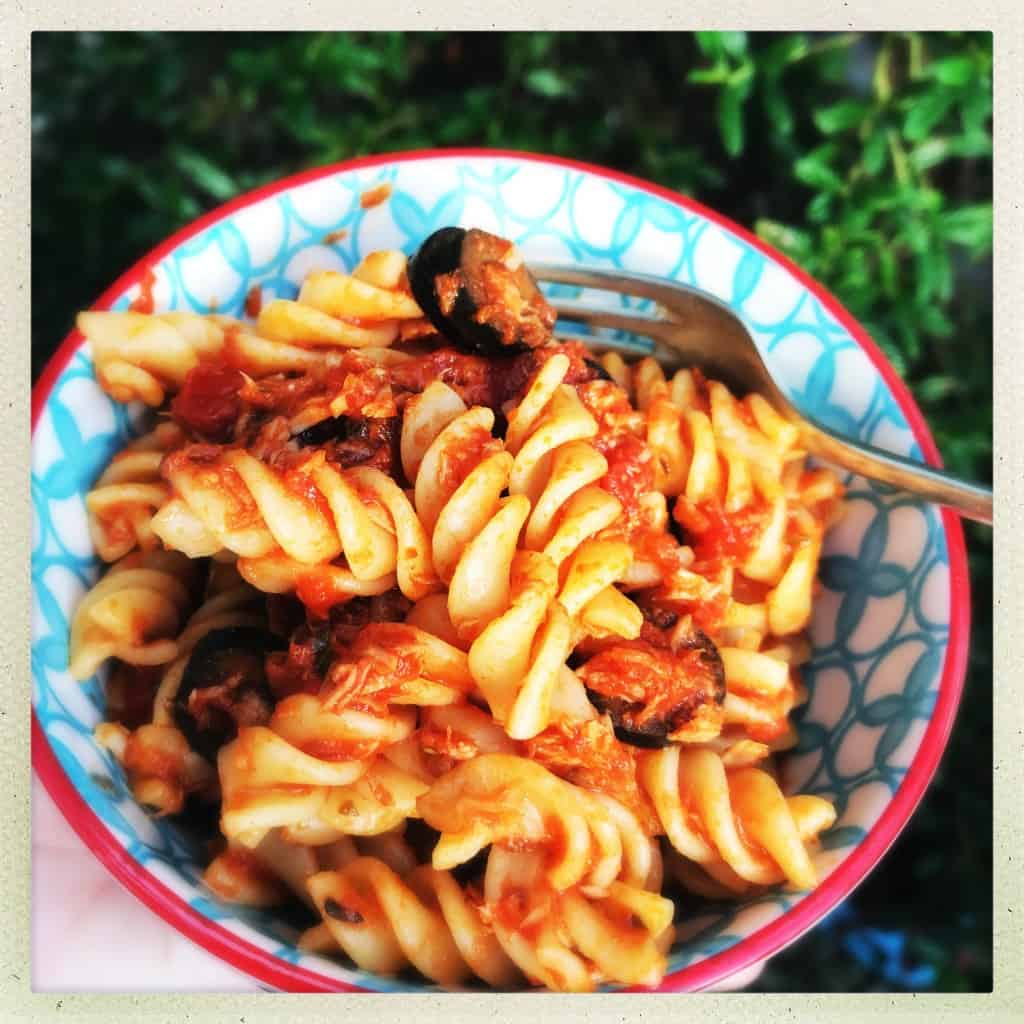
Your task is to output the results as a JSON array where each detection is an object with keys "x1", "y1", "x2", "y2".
[{"x1": 31, "y1": 30, "x2": 992, "y2": 992}]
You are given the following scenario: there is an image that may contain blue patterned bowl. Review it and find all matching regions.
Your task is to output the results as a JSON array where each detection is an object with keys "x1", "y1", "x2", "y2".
[{"x1": 31, "y1": 150, "x2": 970, "y2": 992}]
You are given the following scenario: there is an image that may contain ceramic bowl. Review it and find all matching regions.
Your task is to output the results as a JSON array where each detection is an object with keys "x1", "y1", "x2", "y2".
[{"x1": 31, "y1": 149, "x2": 970, "y2": 992}]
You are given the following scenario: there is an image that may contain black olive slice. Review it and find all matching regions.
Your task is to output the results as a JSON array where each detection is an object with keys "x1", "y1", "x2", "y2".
[
  {"x1": 584, "y1": 688, "x2": 675, "y2": 749},
  {"x1": 408, "y1": 226, "x2": 556, "y2": 355},
  {"x1": 294, "y1": 415, "x2": 348, "y2": 448},
  {"x1": 173, "y1": 626, "x2": 283, "y2": 760},
  {"x1": 577, "y1": 633, "x2": 726, "y2": 749},
  {"x1": 676, "y1": 629, "x2": 727, "y2": 706},
  {"x1": 293, "y1": 414, "x2": 401, "y2": 477},
  {"x1": 583, "y1": 357, "x2": 613, "y2": 382}
]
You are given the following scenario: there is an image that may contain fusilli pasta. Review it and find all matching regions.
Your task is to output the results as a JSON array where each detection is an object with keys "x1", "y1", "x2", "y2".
[{"x1": 67, "y1": 229, "x2": 845, "y2": 992}]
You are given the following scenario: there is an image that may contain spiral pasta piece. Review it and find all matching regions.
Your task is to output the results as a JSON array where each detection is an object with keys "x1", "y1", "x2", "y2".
[
  {"x1": 505, "y1": 353, "x2": 642, "y2": 642},
  {"x1": 95, "y1": 719, "x2": 215, "y2": 816},
  {"x1": 204, "y1": 828, "x2": 321, "y2": 908},
  {"x1": 85, "y1": 422, "x2": 185, "y2": 562},
  {"x1": 151, "y1": 446, "x2": 437, "y2": 609},
  {"x1": 217, "y1": 716, "x2": 430, "y2": 849},
  {"x1": 418, "y1": 753, "x2": 655, "y2": 893},
  {"x1": 384, "y1": 702, "x2": 519, "y2": 783},
  {"x1": 401, "y1": 382, "x2": 566, "y2": 736},
  {"x1": 638, "y1": 746, "x2": 835, "y2": 891},
  {"x1": 483, "y1": 847, "x2": 674, "y2": 991},
  {"x1": 307, "y1": 857, "x2": 521, "y2": 988},
  {"x1": 68, "y1": 550, "x2": 198, "y2": 680},
  {"x1": 78, "y1": 309, "x2": 327, "y2": 406},
  {"x1": 258, "y1": 251, "x2": 424, "y2": 350},
  {"x1": 612, "y1": 357, "x2": 842, "y2": 627}
]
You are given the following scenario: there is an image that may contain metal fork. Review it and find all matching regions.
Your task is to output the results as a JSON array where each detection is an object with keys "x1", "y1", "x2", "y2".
[{"x1": 531, "y1": 263, "x2": 992, "y2": 525}]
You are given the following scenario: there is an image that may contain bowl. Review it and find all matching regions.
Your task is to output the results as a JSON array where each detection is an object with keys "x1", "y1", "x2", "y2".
[{"x1": 30, "y1": 148, "x2": 971, "y2": 992}]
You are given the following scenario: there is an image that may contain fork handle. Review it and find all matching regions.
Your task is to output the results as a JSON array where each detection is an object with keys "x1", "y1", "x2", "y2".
[{"x1": 802, "y1": 418, "x2": 992, "y2": 525}]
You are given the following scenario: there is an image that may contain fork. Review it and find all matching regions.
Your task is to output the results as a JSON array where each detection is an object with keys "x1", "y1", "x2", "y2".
[{"x1": 531, "y1": 263, "x2": 992, "y2": 525}]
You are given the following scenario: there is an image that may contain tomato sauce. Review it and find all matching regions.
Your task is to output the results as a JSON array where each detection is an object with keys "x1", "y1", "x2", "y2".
[
  {"x1": 598, "y1": 433, "x2": 655, "y2": 516},
  {"x1": 360, "y1": 183, "x2": 393, "y2": 209},
  {"x1": 295, "y1": 571, "x2": 359, "y2": 621},
  {"x1": 391, "y1": 346, "x2": 497, "y2": 407},
  {"x1": 674, "y1": 496, "x2": 770, "y2": 573},
  {"x1": 129, "y1": 267, "x2": 157, "y2": 313},
  {"x1": 492, "y1": 887, "x2": 535, "y2": 935},
  {"x1": 439, "y1": 425, "x2": 502, "y2": 494},
  {"x1": 171, "y1": 364, "x2": 244, "y2": 442},
  {"x1": 328, "y1": 365, "x2": 396, "y2": 419},
  {"x1": 244, "y1": 284, "x2": 263, "y2": 318},
  {"x1": 283, "y1": 463, "x2": 335, "y2": 523}
]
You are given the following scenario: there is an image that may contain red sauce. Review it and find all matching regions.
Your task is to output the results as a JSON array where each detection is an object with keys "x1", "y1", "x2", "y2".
[
  {"x1": 598, "y1": 433, "x2": 655, "y2": 517},
  {"x1": 689, "y1": 590, "x2": 730, "y2": 637},
  {"x1": 238, "y1": 372, "x2": 321, "y2": 418},
  {"x1": 323, "y1": 228, "x2": 349, "y2": 245},
  {"x1": 171, "y1": 364, "x2": 244, "y2": 442},
  {"x1": 244, "y1": 285, "x2": 263, "y2": 318},
  {"x1": 318, "y1": 623, "x2": 428, "y2": 711},
  {"x1": 439, "y1": 425, "x2": 502, "y2": 494},
  {"x1": 296, "y1": 570, "x2": 358, "y2": 621},
  {"x1": 326, "y1": 363, "x2": 396, "y2": 418},
  {"x1": 301, "y1": 738, "x2": 377, "y2": 762},
  {"x1": 359, "y1": 183, "x2": 393, "y2": 209},
  {"x1": 579, "y1": 641, "x2": 717, "y2": 721},
  {"x1": 391, "y1": 347, "x2": 497, "y2": 407},
  {"x1": 674, "y1": 496, "x2": 770, "y2": 573},
  {"x1": 129, "y1": 267, "x2": 157, "y2": 313},
  {"x1": 283, "y1": 463, "x2": 335, "y2": 523},
  {"x1": 492, "y1": 887, "x2": 532, "y2": 934},
  {"x1": 745, "y1": 717, "x2": 790, "y2": 743}
]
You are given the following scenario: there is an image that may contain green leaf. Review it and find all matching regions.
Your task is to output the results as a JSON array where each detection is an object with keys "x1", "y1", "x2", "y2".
[
  {"x1": 718, "y1": 32, "x2": 748, "y2": 58},
  {"x1": 524, "y1": 68, "x2": 571, "y2": 98},
  {"x1": 794, "y1": 145, "x2": 844, "y2": 192},
  {"x1": 763, "y1": 82, "x2": 794, "y2": 137},
  {"x1": 717, "y1": 84, "x2": 745, "y2": 157},
  {"x1": 171, "y1": 149, "x2": 238, "y2": 200},
  {"x1": 761, "y1": 34, "x2": 808, "y2": 74},
  {"x1": 878, "y1": 245, "x2": 898, "y2": 295},
  {"x1": 813, "y1": 100, "x2": 869, "y2": 135},
  {"x1": 918, "y1": 375, "x2": 958, "y2": 402},
  {"x1": 903, "y1": 89, "x2": 956, "y2": 141},
  {"x1": 687, "y1": 66, "x2": 729, "y2": 85},
  {"x1": 755, "y1": 218, "x2": 812, "y2": 261},
  {"x1": 919, "y1": 303, "x2": 955, "y2": 338},
  {"x1": 928, "y1": 55, "x2": 974, "y2": 87},
  {"x1": 862, "y1": 130, "x2": 889, "y2": 175},
  {"x1": 910, "y1": 136, "x2": 954, "y2": 171},
  {"x1": 807, "y1": 191, "x2": 833, "y2": 223},
  {"x1": 940, "y1": 203, "x2": 992, "y2": 252},
  {"x1": 695, "y1": 32, "x2": 724, "y2": 59}
]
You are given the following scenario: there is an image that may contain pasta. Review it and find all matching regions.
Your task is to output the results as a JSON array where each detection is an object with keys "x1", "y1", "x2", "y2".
[{"x1": 68, "y1": 229, "x2": 844, "y2": 991}]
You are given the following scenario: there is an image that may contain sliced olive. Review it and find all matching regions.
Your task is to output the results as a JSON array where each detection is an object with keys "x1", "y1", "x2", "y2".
[
  {"x1": 173, "y1": 626, "x2": 283, "y2": 760},
  {"x1": 294, "y1": 415, "x2": 348, "y2": 447},
  {"x1": 583, "y1": 357, "x2": 613, "y2": 382},
  {"x1": 408, "y1": 226, "x2": 556, "y2": 355},
  {"x1": 294, "y1": 415, "x2": 400, "y2": 477},
  {"x1": 578, "y1": 633, "x2": 725, "y2": 749},
  {"x1": 675, "y1": 629, "x2": 727, "y2": 706}
]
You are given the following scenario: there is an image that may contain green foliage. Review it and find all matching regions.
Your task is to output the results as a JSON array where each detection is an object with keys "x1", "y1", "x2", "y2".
[{"x1": 31, "y1": 30, "x2": 991, "y2": 992}]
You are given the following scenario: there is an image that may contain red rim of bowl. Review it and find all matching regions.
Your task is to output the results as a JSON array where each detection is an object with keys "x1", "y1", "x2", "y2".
[{"x1": 31, "y1": 147, "x2": 972, "y2": 993}]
